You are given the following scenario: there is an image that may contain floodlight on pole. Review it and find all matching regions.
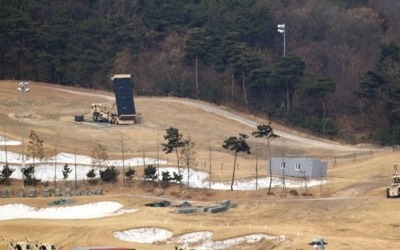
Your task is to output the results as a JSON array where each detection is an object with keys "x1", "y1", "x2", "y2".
[
  {"x1": 18, "y1": 81, "x2": 30, "y2": 190},
  {"x1": 277, "y1": 23, "x2": 286, "y2": 57}
]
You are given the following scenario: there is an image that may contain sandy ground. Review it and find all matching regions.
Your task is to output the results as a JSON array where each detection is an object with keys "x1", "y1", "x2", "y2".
[{"x1": 0, "y1": 80, "x2": 400, "y2": 250}]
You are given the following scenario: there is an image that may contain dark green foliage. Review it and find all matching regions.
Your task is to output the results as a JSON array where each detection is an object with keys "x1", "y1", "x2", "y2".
[
  {"x1": 199, "y1": 81, "x2": 223, "y2": 104},
  {"x1": 161, "y1": 171, "x2": 172, "y2": 185},
  {"x1": 160, "y1": 170, "x2": 183, "y2": 186},
  {"x1": 2, "y1": 1, "x2": 400, "y2": 143},
  {"x1": 62, "y1": 164, "x2": 72, "y2": 180},
  {"x1": 86, "y1": 168, "x2": 96, "y2": 178},
  {"x1": 248, "y1": 67, "x2": 271, "y2": 110},
  {"x1": 354, "y1": 71, "x2": 384, "y2": 101},
  {"x1": 173, "y1": 172, "x2": 183, "y2": 183},
  {"x1": 23, "y1": 165, "x2": 41, "y2": 186},
  {"x1": 144, "y1": 164, "x2": 157, "y2": 181},
  {"x1": 269, "y1": 56, "x2": 306, "y2": 113},
  {"x1": 373, "y1": 125, "x2": 400, "y2": 145},
  {"x1": 222, "y1": 134, "x2": 251, "y2": 155},
  {"x1": 162, "y1": 127, "x2": 184, "y2": 184},
  {"x1": 162, "y1": 127, "x2": 184, "y2": 154},
  {"x1": 286, "y1": 111, "x2": 338, "y2": 137},
  {"x1": 125, "y1": 167, "x2": 135, "y2": 180},
  {"x1": 222, "y1": 134, "x2": 251, "y2": 191},
  {"x1": 100, "y1": 166, "x2": 120, "y2": 182},
  {"x1": 307, "y1": 118, "x2": 338, "y2": 137},
  {"x1": 300, "y1": 75, "x2": 335, "y2": 118},
  {"x1": 184, "y1": 28, "x2": 212, "y2": 66},
  {"x1": 86, "y1": 168, "x2": 97, "y2": 185},
  {"x1": 1, "y1": 165, "x2": 15, "y2": 186},
  {"x1": 355, "y1": 42, "x2": 400, "y2": 144},
  {"x1": 252, "y1": 123, "x2": 278, "y2": 193}
]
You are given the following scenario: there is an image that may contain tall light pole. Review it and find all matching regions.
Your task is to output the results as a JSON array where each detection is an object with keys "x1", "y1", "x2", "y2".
[
  {"x1": 18, "y1": 81, "x2": 30, "y2": 190},
  {"x1": 277, "y1": 23, "x2": 286, "y2": 57}
]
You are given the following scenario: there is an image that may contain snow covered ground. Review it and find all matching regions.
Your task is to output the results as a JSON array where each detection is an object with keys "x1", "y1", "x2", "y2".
[
  {"x1": 113, "y1": 228, "x2": 285, "y2": 249},
  {"x1": 0, "y1": 199, "x2": 285, "y2": 248},
  {"x1": 0, "y1": 135, "x2": 291, "y2": 248},
  {"x1": 0, "y1": 135, "x2": 324, "y2": 190},
  {"x1": 0, "y1": 201, "x2": 137, "y2": 220}
]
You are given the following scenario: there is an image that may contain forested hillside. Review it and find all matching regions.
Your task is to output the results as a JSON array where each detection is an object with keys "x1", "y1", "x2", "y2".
[{"x1": 1, "y1": 0, "x2": 400, "y2": 144}]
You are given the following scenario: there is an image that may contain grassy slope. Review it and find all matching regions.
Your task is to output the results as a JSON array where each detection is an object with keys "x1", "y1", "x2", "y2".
[{"x1": 0, "y1": 80, "x2": 399, "y2": 250}]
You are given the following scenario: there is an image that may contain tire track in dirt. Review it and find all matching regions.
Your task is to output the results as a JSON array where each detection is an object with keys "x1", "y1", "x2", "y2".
[{"x1": 51, "y1": 86, "x2": 386, "y2": 154}]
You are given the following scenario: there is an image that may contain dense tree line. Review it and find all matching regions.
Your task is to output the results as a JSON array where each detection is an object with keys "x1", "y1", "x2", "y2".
[{"x1": 1, "y1": 0, "x2": 400, "y2": 144}]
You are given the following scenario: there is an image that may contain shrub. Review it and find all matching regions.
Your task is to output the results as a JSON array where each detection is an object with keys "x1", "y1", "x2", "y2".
[
  {"x1": 100, "y1": 166, "x2": 120, "y2": 182},
  {"x1": 125, "y1": 167, "x2": 135, "y2": 180},
  {"x1": 144, "y1": 165, "x2": 157, "y2": 181}
]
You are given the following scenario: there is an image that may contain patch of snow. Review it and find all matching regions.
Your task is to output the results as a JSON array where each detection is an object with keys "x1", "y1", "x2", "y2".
[
  {"x1": 199, "y1": 233, "x2": 278, "y2": 249},
  {"x1": 115, "y1": 229, "x2": 283, "y2": 249},
  {"x1": 0, "y1": 148, "x2": 325, "y2": 190},
  {"x1": 0, "y1": 201, "x2": 137, "y2": 220},
  {"x1": 0, "y1": 136, "x2": 21, "y2": 146},
  {"x1": 113, "y1": 228, "x2": 173, "y2": 244},
  {"x1": 174, "y1": 231, "x2": 213, "y2": 245}
]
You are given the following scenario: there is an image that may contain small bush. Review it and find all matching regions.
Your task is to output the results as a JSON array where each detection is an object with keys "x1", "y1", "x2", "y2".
[
  {"x1": 144, "y1": 165, "x2": 157, "y2": 181},
  {"x1": 100, "y1": 166, "x2": 120, "y2": 182},
  {"x1": 125, "y1": 167, "x2": 135, "y2": 180}
]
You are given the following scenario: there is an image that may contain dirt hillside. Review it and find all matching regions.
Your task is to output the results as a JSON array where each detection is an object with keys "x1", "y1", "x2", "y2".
[{"x1": 0, "y1": 80, "x2": 399, "y2": 250}]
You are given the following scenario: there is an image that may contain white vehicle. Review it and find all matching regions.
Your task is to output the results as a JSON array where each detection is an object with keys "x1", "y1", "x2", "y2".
[
  {"x1": 386, "y1": 164, "x2": 400, "y2": 198},
  {"x1": 91, "y1": 102, "x2": 116, "y2": 123},
  {"x1": 91, "y1": 102, "x2": 136, "y2": 125}
]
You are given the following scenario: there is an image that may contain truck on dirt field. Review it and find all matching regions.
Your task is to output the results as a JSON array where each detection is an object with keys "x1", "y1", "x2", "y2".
[
  {"x1": 91, "y1": 74, "x2": 137, "y2": 125},
  {"x1": 91, "y1": 102, "x2": 117, "y2": 123},
  {"x1": 386, "y1": 163, "x2": 400, "y2": 198}
]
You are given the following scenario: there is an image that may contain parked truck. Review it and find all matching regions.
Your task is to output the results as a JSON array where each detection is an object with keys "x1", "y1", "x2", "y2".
[
  {"x1": 91, "y1": 74, "x2": 137, "y2": 125},
  {"x1": 91, "y1": 102, "x2": 115, "y2": 122},
  {"x1": 386, "y1": 163, "x2": 400, "y2": 198}
]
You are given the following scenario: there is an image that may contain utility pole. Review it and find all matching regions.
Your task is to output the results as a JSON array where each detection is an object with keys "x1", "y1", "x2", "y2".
[
  {"x1": 74, "y1": 146, "x2": 77, "y2": 189},
  {"x1": 209, "y1": 140, "x2": 212, "y2": 190},
  {"x1": 3, "y1": 128, "x2": 8, "y2": 165},
  {"x1": 277, "y1": 23, "x2": 286, "y2": 57},
  {"x1": 18, "y1": 81, "x2": 30, "y2": 190},
  {"x1": 121, "y1": 134, "x2": 126, "y2": 187},
  {"x1": 54, "y1": 140, "x2": 57, "y2": 187}
]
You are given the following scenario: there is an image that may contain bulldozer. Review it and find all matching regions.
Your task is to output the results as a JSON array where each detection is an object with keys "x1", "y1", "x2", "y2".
[{"x1": 386, "y1": 163, "x2": 400, "y2": 198}]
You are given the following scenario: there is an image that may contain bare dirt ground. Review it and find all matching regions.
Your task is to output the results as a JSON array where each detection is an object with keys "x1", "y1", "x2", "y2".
[{"x1": 0, "y1": 80, "x2": 399, "y2": 250}]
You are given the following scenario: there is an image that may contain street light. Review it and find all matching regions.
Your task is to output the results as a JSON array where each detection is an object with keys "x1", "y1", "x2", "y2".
[
  {"x1": 277, "y1": 23, "x2": 286, "y2": 57},
  {"x1": 18, "y1": 81, "x2": 30, "y2": 190}
]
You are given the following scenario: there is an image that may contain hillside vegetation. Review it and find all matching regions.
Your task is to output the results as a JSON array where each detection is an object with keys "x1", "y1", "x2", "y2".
[{"x1": 1, "y1": 0, "x2": 400, "y2": 144}]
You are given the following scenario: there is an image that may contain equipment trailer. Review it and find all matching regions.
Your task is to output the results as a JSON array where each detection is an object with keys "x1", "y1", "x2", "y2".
[{"x1": 91, "y1": 74, "x2": 137, "y2": 125}]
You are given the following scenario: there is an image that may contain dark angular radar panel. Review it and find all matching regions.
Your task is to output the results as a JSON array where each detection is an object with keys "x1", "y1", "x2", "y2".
[{"x1": 111, "y1": 74, "x2": 136, "y2": 116}]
